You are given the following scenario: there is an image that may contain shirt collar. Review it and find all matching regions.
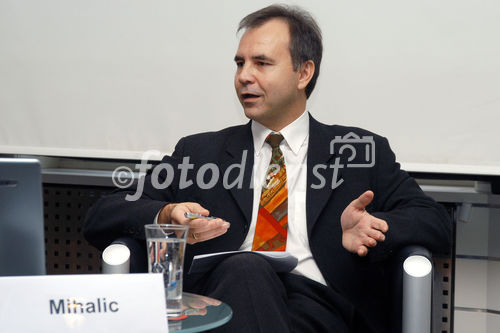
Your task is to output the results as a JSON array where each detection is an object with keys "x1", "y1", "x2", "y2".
[{"x1": 251, "y1": 111, "x2": 309, "y2": 156}]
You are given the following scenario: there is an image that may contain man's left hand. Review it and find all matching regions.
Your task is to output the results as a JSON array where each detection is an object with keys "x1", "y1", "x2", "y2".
[{"x1": 341, "y1": 190, "x2": 388, "y2": 257}]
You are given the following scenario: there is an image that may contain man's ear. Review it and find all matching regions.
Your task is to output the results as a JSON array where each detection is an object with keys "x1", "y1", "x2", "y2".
[{"x1": 297, "y1": 60, "x2": 315, "y2": 91}]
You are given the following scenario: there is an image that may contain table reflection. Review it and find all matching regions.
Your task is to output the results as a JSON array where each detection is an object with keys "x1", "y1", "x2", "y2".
[{"x1": 168, "y1": 293, "x2": 232, "y2": 333}]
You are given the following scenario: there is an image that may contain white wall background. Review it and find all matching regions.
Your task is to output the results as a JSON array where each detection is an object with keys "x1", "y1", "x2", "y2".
[{"x1": 0, "y1": 0, "x2": 499, "y2": 174}]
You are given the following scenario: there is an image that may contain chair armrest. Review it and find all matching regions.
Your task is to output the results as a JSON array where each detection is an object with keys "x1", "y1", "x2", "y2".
[
  {"x1": 402, "y1": 246, "x2": 432, "y2": 333},
  {"x1": 101, "y1": 237, "x2": 148, "y2": 274},
  {"x1": 399, "y1": 245, "x2": 432, "y2": 262},
  {"x1": 389, "y1": 246, "x2": 433, "y2": 333}
]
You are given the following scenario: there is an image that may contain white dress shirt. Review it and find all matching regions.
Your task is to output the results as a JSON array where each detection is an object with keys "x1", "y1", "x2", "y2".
[{"x1": 239, "y1": 111, "x2": 327, "y2": 285}]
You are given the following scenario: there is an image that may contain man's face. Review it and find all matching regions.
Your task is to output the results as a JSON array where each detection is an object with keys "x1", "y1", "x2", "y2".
[{"x1": 234, "y1": 19, "x2": 303, "y2": 129}]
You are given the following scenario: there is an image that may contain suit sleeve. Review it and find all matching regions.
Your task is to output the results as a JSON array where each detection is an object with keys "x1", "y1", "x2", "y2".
[
  {"x1": 366, "y1": 137, "x2": 452, "y2": 261},
  {"x1": 83, "y1": 138, "x2": 186, "y2": 250}
]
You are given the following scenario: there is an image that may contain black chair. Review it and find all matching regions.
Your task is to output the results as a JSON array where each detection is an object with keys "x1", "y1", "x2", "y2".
[
  {"x1": 104, "y1": 237, "x2": 147, "y2": 273},
  {"x1": 102, "y1": 238, "x2": 435, "y2": 333}
]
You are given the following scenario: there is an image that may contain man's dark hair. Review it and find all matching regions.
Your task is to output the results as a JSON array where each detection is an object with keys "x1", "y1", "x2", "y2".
[{"x1": 238, "y1": 4, "x2": 323, "y2": 99}]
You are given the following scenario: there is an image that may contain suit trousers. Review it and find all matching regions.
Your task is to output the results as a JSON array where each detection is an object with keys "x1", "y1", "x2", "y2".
[{"x1": 196, "y1": 253, "x2": 356, "y2": 333}]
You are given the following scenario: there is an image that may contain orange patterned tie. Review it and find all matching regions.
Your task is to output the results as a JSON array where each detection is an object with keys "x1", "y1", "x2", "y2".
[{"x1": 252, "y1": 133, "x2": 288, "y2": 251}]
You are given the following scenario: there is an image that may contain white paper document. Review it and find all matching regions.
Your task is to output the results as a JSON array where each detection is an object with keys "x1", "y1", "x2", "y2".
[{"x1": 189, "y1": 251, "x2": 298, "y2": 274}]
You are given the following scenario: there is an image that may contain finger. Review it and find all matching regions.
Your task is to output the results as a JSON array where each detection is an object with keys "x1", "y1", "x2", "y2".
[
  {"x1": 190, "y1": 219, "x2": 229, "y2": 232},
  {"x1": 170, "y1": 203, "x2": 211, "y2": 226},
  {"x1": 190, "y1": 308, "x2": 207, "y2": 316},
  {"x1": 367, "y1": 229, "x2": 385, "y2": 242},
  {"x1": 190, "y1": 225, "x2": 229, "y2": 243},
  {"x1": 350, "y1": 190, "x2": 374, "y2": 210},
  {"x1": 187, "y1": 219, "x2": 210, "y2": 229},
  {"x1": 201, "y1": 224, "x2": 230, "y2": 240},
  {"x1": 188, "y1": 224, "x2": 229, "y2": 244},
  {"x1": 188, "y1": 218, "x2": 223, "y2": 229},
  {"x1": 197, "y1": 296, "x2": 222, "y2": 306},
  {"x1": 371, "y1": 218, "x2": 389, "y2": 233},
  {"x1": 188, "y1": 300, "x2": 208, "y2": 309},
  {"x1": 183, "y1": 202, "x2": 210, "y2": 216},
  {"x1": 361, "y1": 235, "x2": 377, "y2": 248},
  {"x1": 357, "y1": 245, "x2": 368, "y2": 257}
]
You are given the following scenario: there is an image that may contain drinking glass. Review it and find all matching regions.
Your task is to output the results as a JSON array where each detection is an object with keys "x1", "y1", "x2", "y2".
[{"x1": 145, "y1": 224, "x2": 189, "y2": 317}]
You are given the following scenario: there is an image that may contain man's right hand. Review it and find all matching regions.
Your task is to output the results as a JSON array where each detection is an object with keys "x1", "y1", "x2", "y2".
[{"x1": 158, "y1": 202, "x2": 230, "y2": 244}]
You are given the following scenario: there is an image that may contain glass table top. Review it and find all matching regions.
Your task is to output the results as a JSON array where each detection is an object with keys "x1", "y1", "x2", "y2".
[{"x1": 168, "y1": 292, "x2": 232, "y2": 332}]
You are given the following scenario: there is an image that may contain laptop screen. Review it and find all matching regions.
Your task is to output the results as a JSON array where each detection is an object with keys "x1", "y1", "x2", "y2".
[{"x1": 0, "y1": 158, "x2": 46, "y2": 276}]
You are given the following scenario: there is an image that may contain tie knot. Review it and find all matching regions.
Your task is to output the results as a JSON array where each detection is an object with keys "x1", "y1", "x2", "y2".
[{"x1": 265, "y1": 133, "x2": 284, "y2": 148}]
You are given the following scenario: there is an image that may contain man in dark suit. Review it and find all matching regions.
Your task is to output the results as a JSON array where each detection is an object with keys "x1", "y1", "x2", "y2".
[{"x1": 85, "y1": 4, "x2": 451, "y2": 332}]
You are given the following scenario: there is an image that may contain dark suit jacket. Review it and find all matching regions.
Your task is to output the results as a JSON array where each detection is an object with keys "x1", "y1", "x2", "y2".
[{"x1": 84, "y1": 114, "x2": 451, "y2": 332}]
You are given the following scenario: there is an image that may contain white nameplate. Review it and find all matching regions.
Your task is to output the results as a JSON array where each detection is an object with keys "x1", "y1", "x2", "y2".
[{"x1": 0, "y1": 274, "x2": 168, "y2": 333}]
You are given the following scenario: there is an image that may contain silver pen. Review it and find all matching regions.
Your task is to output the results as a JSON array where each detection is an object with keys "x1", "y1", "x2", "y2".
[{"x1": 184, "y1": 212, "x2": 217, "y2": 220}]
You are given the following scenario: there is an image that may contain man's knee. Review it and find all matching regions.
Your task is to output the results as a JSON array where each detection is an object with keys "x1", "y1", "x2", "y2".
[
  {"x1": 213, "y1": 253, "x2": 274, "y2": 279},
  {"x1": 204, "y1": 253, "x2": 290, "y2": 332},
  {"x1": 204, "y1": 252, "x2": 287, "y2": 303}
]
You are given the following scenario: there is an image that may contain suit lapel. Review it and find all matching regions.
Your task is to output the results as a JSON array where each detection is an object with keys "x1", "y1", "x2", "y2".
[
  {"x1": 220, "y1": 122, "x2": 254, "y2": 227},
  {"x1": 306, "y1": 114, "x2": 342, "y2": 235},
  {"x1": 220, "y1": 116, "x2": 342, "y2": 233}
]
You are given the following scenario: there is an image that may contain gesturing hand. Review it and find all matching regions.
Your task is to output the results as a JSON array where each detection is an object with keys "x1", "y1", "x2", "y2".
[
  {"x1": 340, "y1": 190, "x2": 388, "y2": 257},
  {"x1": 158, "y1": 202, "x2": 230, "y2": 245}
]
